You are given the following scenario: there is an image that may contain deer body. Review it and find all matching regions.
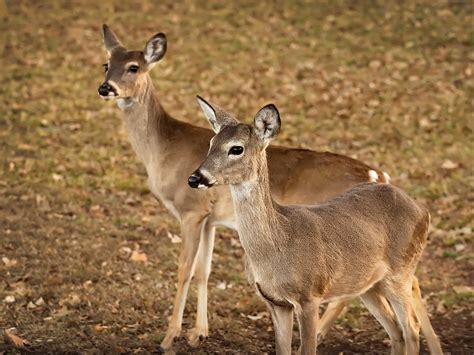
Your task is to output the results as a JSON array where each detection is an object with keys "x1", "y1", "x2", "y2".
[
  {"x1": 97, "y1": 26, "x2": 435, "y2": 352},
  {"x1": 190, "y1": 100, "x2": 442, "y2": 354},
  {"x1": 233, "y1": 178, "x2": 426, "y2": 306}
]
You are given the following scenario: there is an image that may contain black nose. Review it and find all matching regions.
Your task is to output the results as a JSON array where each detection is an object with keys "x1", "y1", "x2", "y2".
[
  {"x1": 98, "y1": 83, "x2": 112, "y2": 96},
  {"x1": 188, "y1": 172, "x2": 202, "y2": 188}
]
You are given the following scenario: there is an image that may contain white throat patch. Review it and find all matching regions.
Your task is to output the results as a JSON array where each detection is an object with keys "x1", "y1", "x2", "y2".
[{"x1": 117, "y1": 98, "x2": 135, "y2": 110}]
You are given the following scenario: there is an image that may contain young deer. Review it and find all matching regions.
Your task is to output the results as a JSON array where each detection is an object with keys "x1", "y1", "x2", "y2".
[
  {"x1": 98, "y1": 25, "x2": 395, "y2": 350},
  {"x1": 189, "y1": 99, "x2": 442, "y2": 354}
]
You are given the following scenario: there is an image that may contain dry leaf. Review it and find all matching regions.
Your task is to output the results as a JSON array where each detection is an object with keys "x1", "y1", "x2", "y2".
[
  {"x1": 453, "y1": 286, "x2": 473, "y2": 295},
  {"x1": 4, "y1": 295, "x2": 15, "y2": 303},
  {"x1": 68, "y1": 294, "x2": 81, "y2": 306},
  {"x1": 53, "y1": 306, "x2": 71, "y2": 318},
  {"x1": 119, "y1": 246, "x2": 132, "y2": 258},
  {"x1": 130, "y1": 250, "x2": 148, "y2": 263},
  {"x1": 4, "y1": 328, "x2": 30, "y2": 347},
  {"x1": 35, "y1": 297, "x2": 46, "y2": 306},
  {"x1": 2, "y1": 257, "x2": 18, "y2": 267},
  {"x1": 52, "y1": 173, "x2": 63, "y2": 182},
  {"x1": 216, "y1": 282, "x2": 227, "y2": 290},
  {"x1": 441, "y1": 160, "x2": 459, "y2": 170},
  {"x1": 94, "y1": 324, "x2": 108, "y2": 332},
  {"x1": 167, "y1": 231, "x2": 182, "y2": 244}
]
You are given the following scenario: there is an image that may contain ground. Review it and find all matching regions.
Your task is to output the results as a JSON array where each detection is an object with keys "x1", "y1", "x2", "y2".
[{"x1": 0, "y1": 0, "x2": 473, "y2": 353}]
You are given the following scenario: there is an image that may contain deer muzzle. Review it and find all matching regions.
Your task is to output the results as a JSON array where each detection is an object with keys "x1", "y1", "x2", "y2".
[
  {"x1": 188, "y1": 170, "x2": 215, "y2": 189},
  {"x1": 98, "y1": 82, "x2": 117, "y2": 98}
]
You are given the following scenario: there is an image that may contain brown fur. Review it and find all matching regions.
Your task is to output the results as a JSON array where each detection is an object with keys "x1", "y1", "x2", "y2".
[
  {"x1": 99, "y1": 26, "x2": 395, "y2": 350},
  {"x1": 193, "y1": 104, "x2": 442, "y2": 354}
]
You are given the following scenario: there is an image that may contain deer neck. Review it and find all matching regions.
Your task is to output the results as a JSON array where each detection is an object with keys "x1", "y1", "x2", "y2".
[
  {"x1": 117, "y1": 76, "x2": 169, "y2": 167},
  {"x1": 230, "y1": 152, "x2": 281, "y2": 260}
]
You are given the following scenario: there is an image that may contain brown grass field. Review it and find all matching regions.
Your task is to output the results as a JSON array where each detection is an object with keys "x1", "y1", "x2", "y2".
[{"x1": 1, "y1": 0, "x2": 473, "y2": 353}]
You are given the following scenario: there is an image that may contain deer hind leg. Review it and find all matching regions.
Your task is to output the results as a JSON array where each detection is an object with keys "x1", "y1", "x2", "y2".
[
  {"x1": 161, "y1": 216, "x2": 204, "y2": 350},
  {"x1": 317, "y1": 299, "x2": 350, "y2": 342},
  {"x1": 411, "y1": 277, "x2": 442, "y2": 355},
  {"x1": 295, "y1": 298, "x2": 321, "y2": 355},
  {"x1": 383, "y1": 278, "x2": 420, "y2": 355},
  {"x1": 360, "y1": 287, "x2": 405, "y2": 355},
  {"x1": 188, "y1": 222, "x2": 216, "y2": 347}
]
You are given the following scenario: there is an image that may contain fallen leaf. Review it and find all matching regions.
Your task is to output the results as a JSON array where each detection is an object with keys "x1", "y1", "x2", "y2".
[
  {"x1": 167, "y1": 232, "x2": 182, "y2": 244},
  {"x1": 441, "y1": 160, "x2": 459, "y2": 170},
  {"x1": 52, "y1": 173, "x2": 63, "y2": 182},
  {"x1": 119, "y1": 246, "x2": 132, "y2": 258},
  {"x1": 4, "y1": 328, "x2": 30, "y2": 347},
  {"x1": 94, "y1": 324, "x2": 108, "y2": 332},
  {"x1": 35, "y1": 297, "x2": 46, "y2": 306},
  {"x1": 130, "y1": 250, "x2": 148, "y2": 263},
  {"x1": 4, "y1": 295, "x2": 15, "y2": 303},
  {"x1": 369, "y1": 60, "x2": 382, "y2": 69},
  {"x1": 53, "y1": 306, "x2": 71, "y2": 318},
  {"x1": 2, "y1": 257, "x2": 17, "y2": 267},
  {"x1": 216, "y1": 282, "x2": 227, "y2": 290},
  {"x1": 453, "y1": 286, "x2": 473, "y2": 295},
  {"x1": 59, "y1": 294, "x2": 80, "y2": 307}
]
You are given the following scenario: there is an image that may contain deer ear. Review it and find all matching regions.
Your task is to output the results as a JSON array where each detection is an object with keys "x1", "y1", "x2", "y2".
[
  {"x1": 254, "y1": 104, "x2": 281, "y2": 145},
  {"x1": 197, "y1": 95, "x2": 220, "y2": 133},
  {"x1": 102, "y1": 24, "x2": 123, "y2": 55},
  {"x1": 144, "y1": 33, "x2": 167, "y2": 67}
]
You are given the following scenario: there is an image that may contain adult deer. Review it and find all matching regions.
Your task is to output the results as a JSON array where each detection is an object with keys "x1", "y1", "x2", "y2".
[
  {"x1": 189, "y1": 99, "x2": 442, "y2": 354},
  {"x1": 98, "y1": 25, "x2": 392, "y2": 349}
]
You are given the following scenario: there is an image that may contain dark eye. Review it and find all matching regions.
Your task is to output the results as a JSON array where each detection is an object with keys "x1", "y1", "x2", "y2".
[
  {"x1": 103, "y1": 63, "x2": 108, "y2": 72},
  {"x1": 128, "y1": 65, "x2": 139, "y2": 73},
  {"x1": 229, "y1": 146, "x2": 244, "y2": 155}
]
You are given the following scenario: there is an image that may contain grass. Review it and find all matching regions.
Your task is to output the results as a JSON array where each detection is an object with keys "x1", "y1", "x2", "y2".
[{"x1": 1, "y1": 0, "x2": 473, "y2": 353}]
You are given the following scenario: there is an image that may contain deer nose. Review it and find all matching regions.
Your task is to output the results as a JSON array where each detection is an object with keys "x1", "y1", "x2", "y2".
[
  {"x1": 98, "y1": 83, "x2": 113, "y2": 96},
  {"x1": 188, "y1": 172, "x2": 202, "y2": 189}
]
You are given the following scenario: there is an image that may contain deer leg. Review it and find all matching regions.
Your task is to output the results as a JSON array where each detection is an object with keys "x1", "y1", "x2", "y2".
[
  {"x1": 383, "y1": 279, "x2": 420, "y2": 355},
  {"x1": 267, "y1": 303, "x2": 294, "y2": 355},
  {"x1": 295, "y1": 298, "x2": 321, "y2": 355},
  {"x1": 188, "y1": 222, "x2": 216, "y2": 347},
  {"x1": 161, "y1": 217, "x2": 204, "y2": 350},
  {"x1": 411, "y1": 277, "x2": 442, "y2": 355},
  {"x1": 317, "y1": 299, "x2": 349, "y2": 342},
  {"x1": 360, "y1": 288, "x2": 405, "y2": 355}
]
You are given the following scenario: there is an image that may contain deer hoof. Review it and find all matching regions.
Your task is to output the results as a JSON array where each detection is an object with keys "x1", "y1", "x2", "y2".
[
  {"x1": 188, "y1": 327, "x2": 208, "y2": 348},
  {"x1": 160, "y1": 327, "x2": 181, "y2": 350}
]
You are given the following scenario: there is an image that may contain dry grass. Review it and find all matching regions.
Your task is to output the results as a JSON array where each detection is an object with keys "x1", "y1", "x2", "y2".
[{"x1": 1, "y1": 0, "x2": 472, "y2": 353}]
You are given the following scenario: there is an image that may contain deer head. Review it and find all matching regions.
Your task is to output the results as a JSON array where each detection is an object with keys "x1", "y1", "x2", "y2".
[
  {"x1": 97, "y1": 24, "x2": 167, "y2": 101},
  {"x1": 188, "y1": 96, "x2": 281, "y2": 189}
]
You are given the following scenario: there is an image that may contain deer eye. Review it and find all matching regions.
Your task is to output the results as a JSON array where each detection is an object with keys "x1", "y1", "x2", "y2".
[
  {"x1": 228, "y1": 146, "x2": 244, "y2": 155},
  {"x1": 103, "y1": 63, "x2": 108, "y2": 72},
  {"x1": 128, "y1": 65, "x2": 139, "y2": 73}
]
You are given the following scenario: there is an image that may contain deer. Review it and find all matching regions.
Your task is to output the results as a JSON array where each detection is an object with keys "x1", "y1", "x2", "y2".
[
  {"x1": 189, "y1": 98, "x2": 443, "y2": 354},
  {"x1": 97, "y1": 25, "x2": 408, "y2": 350}
]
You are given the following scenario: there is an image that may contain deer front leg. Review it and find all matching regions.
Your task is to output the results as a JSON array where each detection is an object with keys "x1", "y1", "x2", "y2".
[
  {"x1": 188, "y1": 222, "x2": 216, "y2": 347},
  {"x1": 267, "y1": 303, "x2": 294, "y2": 355},
  {"x1": 296, "y1": 299, "x2": 321, "y2": 355},
  {"x1": 317, "y1": 299, "x2": 349, "y2": 342},
  {"x1": 161, "y1": 216, "x2": 204, "y2": 350}
]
